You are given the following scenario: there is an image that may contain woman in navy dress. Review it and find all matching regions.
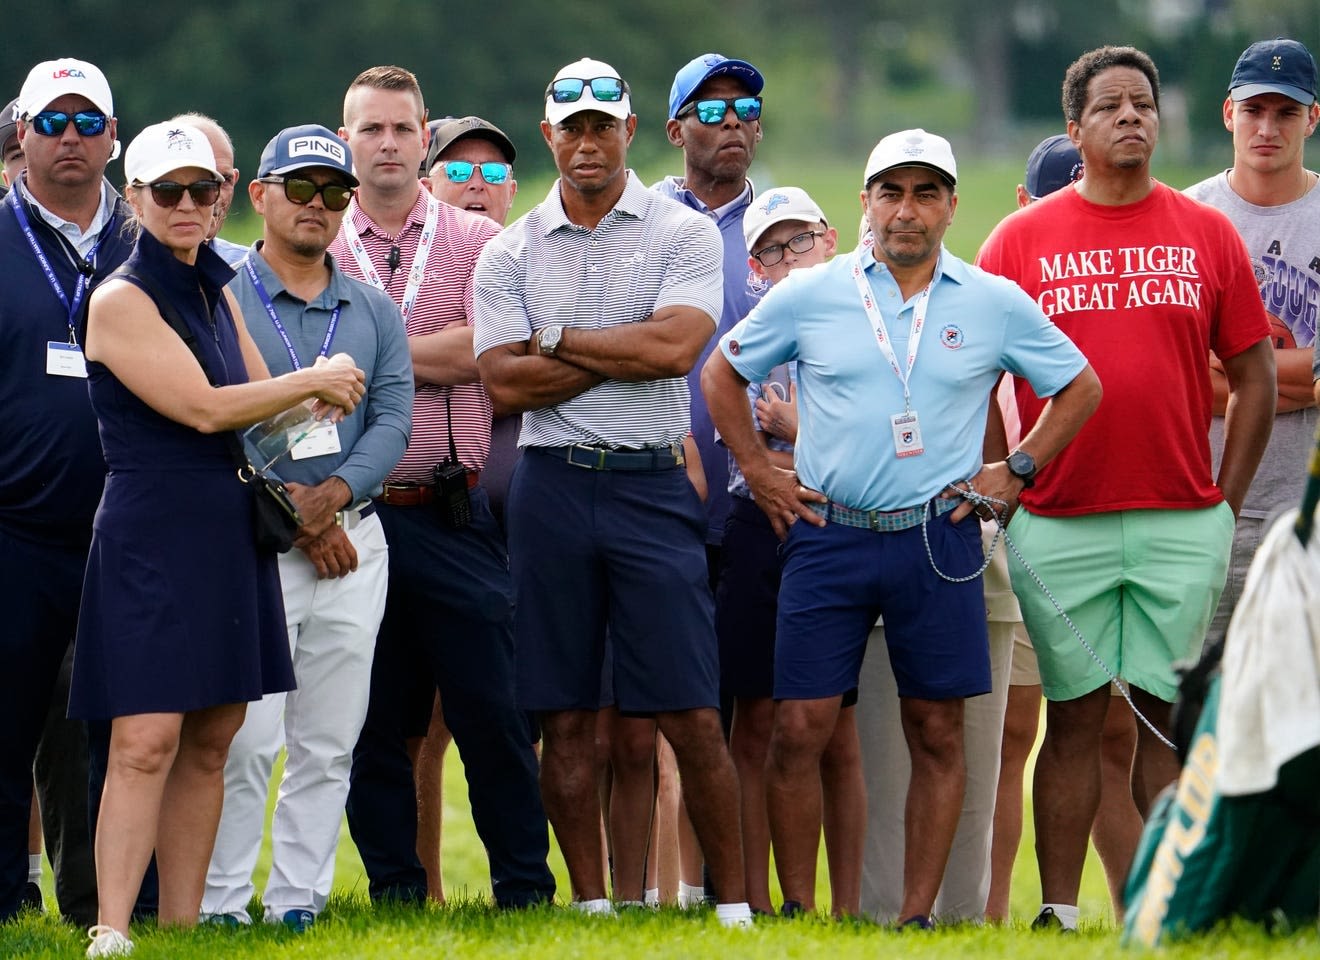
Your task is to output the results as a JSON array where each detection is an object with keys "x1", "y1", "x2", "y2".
[{"x1": 71, "y1": 122, "x2": 364, "y2": 957}]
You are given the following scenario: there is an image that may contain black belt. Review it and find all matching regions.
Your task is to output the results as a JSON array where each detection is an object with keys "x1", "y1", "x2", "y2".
[{"x1": 539, "y1": 444, "x2": 685, "y2": 471}]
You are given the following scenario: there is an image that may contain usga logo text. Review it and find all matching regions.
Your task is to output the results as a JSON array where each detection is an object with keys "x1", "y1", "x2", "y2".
[
  {"x1": 288, "y1": 137, "x2": 345, "y2": 163},
  {"x1": 53, "y1": 68, "x2": 87, "y2": 79}
]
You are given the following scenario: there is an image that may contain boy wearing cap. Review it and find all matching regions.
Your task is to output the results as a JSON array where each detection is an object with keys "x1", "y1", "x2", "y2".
[
  {"x1": 1185, "y1": 38, "x2": 1320, "y2": 642},
  {"x1": 0, "y1": 98, "x2": 22, "y2": 193},
  {"x1": 977, "y1": 45, "x2": 1276, "y2": 932},
  {"x1": 718, "y1": 187, "x2": 865, "y2": 917},
  {"x1": 703, "y1": 128, "x2": 1099, "y2": 928},
  {"x1": 474, "y1": 57, "x2": 752, "y2": 926},
  {"x1": 0, "y1": 58, "x2": 131, "y2": 927},
  {"x1": 200, "y1": 125, "x2": 413, "y2": 931}
]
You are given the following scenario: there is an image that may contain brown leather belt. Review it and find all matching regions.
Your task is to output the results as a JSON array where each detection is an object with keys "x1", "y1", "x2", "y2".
[{"x1": 375, "y1": 473, "x2": 479, "y2": 507}]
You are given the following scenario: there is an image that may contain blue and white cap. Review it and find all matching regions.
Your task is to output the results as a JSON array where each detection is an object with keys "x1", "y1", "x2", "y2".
[{"x1": 258, "y1": 124, "x2": 358, "y2": 187}]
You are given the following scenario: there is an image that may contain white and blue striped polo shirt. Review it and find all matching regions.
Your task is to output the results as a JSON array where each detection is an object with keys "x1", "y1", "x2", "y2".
[{"x1": 473, "y1": 171, "x2": 722, "y2": 449}]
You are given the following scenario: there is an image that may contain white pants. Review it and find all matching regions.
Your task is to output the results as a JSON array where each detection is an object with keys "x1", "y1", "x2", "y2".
[
  {"x1": 202, "y1": 513, "x2": 388, "y2": 920},
  {"x1": 857, "y1": 617, "x2": 1014, "y2": 922}
]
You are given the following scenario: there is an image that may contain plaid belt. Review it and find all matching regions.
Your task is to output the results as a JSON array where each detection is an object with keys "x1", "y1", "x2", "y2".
[{"x1": 809, "y1": 496, "x2": 958, "y2": 532}]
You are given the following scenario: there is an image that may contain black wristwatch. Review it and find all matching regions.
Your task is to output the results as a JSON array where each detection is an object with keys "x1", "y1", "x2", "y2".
[{"x1": 1005, "y1": 449, "x2": 1037, "y2": 488}]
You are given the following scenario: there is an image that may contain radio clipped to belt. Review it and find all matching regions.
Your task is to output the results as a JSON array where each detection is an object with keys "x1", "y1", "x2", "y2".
[{"x1": 433, "y1": 389, "x2": 471, "y2": 529}]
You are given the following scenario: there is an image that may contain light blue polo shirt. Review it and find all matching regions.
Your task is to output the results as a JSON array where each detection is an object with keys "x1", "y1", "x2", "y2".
[{"x1": 720, "y1": 247, "x2": 1087, "y2": 512}]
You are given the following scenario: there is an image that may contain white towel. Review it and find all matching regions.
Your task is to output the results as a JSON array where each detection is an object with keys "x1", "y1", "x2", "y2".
[{"x1": 1216, "y1": 509, "x2": 1320, "y2": 796}]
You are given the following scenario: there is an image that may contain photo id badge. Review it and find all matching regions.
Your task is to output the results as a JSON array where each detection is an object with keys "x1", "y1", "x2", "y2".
[
  {"x1": 46, "y1": 341, "x2": 88, "y2": 378},
  {"x1": 289, "y1": 421, "x2": 342, "y2": 460},
  {"x1": 891, "y1": 411, "x2": 924, "y2": 459}
]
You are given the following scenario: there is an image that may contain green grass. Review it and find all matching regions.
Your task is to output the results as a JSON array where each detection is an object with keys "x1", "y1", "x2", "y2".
[{"x1": 10, "y1": 743, "x2": 1314, "y2": 957}]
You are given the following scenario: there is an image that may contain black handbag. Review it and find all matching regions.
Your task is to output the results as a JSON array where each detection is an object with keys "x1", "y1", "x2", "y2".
[{"x1": 109, "y1": 265, "x2": 303, "y2": 553}]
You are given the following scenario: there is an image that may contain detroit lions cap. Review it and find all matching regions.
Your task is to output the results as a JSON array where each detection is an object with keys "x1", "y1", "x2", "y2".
[
  {"x1": 1229, "y1": 38, "x2": 1318, "y2": 105},
  {"x1": 743, "y1": 187, "x2": 827, "y2": 253},
  {"x1": 258, "y1": 124, "x2": 358, "y2": 187}
]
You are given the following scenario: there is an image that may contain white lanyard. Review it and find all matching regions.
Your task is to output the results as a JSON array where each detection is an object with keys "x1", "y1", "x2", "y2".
[
  {"x1": 341, "y1": 192, "x2": 439, "y2": 325},
  {"x1": 849, "y1": 248, "x2": 934, "y2": 413}
]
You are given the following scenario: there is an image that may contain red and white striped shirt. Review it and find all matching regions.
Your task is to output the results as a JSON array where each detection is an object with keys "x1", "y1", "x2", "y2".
[{"x1": 330, "y1": 187, "x2": 500, "y2": 481}]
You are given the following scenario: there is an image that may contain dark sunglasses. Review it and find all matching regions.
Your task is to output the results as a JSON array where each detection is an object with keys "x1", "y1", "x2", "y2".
[
  {"x1": 441, "y1": 161, "x2": 511, "y2": 185},
  {"x1": 545, "y1": 76, "x2": 629, "y2": 104},
  {"x1": 30, "y1": 110, "x2": 108, "y2": 137},
  {"x1": 753, "y1": 230, "x2": 824, "y2": 267},
  {"x1": 143, "y1": 179, "x2": 222, "y2": 208},
  {"x1": 676, "y1": 96, "x2": 762, "y2": 125},
  {"x1": 259, "y1": 176, "x2": 354, "y2": 212}
]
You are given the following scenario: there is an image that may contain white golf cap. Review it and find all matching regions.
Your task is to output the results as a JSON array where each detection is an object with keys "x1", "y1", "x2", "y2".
[
  {"x1": 124, "y1": 122, "x2": 222, "y2": 184},
  {"x1": 545, "y1": 58, "x2": 632, "y2": 125},
  {"x1": 18, "y1": 58, "x2": 113, "y2": 118},
  {"x1": 863, "y1": 128, "x2": 957, "y2": 188}
]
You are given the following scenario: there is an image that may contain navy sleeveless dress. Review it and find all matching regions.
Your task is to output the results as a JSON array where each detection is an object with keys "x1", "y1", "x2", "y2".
[{"x1": 69, "y1": 230, "x2": 294, "y2": 720}]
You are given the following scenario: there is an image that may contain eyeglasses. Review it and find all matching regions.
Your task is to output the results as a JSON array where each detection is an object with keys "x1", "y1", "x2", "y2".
[
  {"x1": 753, "y1": 230, "x2": 824, "y2": 267},
  {"x1": 676, "y1": 96, "x2": 762, "y2": 125},
  {"x1": 29, "y1": 110, "x2": 108, "y2": 137},
  {"x1": 142, "y1": 179, "x2": 222, "y2": 208},
  {"x1": 440, "y1": 160, "x2": 511, "y2": 185},
  {"x1": 545, "y1": 76, "x2": 629, "y2": 104},
  {"x1": 259, "y1": 176, "x2": 354, "y2": 212}
]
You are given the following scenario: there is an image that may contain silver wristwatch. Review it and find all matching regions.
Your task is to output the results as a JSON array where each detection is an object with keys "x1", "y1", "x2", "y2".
[{"x1": 538, "y1": 324, "x2": 564, "y2": 357}]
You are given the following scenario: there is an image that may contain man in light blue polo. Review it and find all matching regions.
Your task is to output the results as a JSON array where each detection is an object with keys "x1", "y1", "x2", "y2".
[
  {"x1": 701, "y1": 129, "x2": 1101, "y2": 927},
  {"x1": 202, "y1": 124, "x2": 413, "y2": 931}
]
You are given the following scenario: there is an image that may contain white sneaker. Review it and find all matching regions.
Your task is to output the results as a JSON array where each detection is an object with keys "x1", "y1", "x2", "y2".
[{"x1": 86, "y1": 925, "x2": 134, "y2": 957}]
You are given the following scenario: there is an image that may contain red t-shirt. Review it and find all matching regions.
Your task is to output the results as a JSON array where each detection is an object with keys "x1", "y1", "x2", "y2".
[{"x1": 976, "y1": 182, "x2": 1268, "y2": 516}]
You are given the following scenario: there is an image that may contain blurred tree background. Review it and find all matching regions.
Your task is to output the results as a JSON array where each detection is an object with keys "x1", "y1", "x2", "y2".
[{"x1": 4, "y1": 0, "x2": 1317, "y2": 188}]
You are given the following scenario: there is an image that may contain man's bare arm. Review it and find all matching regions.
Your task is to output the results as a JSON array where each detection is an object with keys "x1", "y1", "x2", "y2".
[
  {"x1": 548, "y1": 305, "x2": 715, "y2": 381},
  {"x1": 476, "y1": 339, "x2": 605, "y2": 417},
  {"x1": 1218, "y1": 338, "x2": 1278, "y2": 516}
]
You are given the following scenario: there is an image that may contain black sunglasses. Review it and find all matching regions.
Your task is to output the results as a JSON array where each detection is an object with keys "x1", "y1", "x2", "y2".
[
  {"x1": 753, "y1": 230, "x2": 825, "y2": 267},
  {"x1": 142, "y1": 179, "x2": 222, "y2": 208},
  {"x1": 676, "y1": 96, "x2": 762, "y2": 125},
  {"x1": 30, "y1": 110, "x2": 108, "y2": 137},
  {"x1": 259, "y1": 176, "x2": 354, "y2": 212}
]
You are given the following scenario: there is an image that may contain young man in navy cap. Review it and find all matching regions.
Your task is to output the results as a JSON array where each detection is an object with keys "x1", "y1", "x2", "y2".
[
  {"x1": 1186, "y1": 38, "x2": 1320, "y2": 643},
  {"x1": 201, "y1": 124, "x2": 413, "y2": 931}
]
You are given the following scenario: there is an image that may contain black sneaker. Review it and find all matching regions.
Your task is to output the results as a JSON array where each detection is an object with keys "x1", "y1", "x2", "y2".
[
  {"x1": 897, "y1": 914, "x2": 934, "y2": 931},
  {"x1": 780, "y1": 899, "x2": 806, "y2": 918},
  {"x1": 1031, "y1": 906, "x2": 1074, "y2": 932},
  {"x1": 19, "y1": 882, "x2": 43, "y2": 913}
]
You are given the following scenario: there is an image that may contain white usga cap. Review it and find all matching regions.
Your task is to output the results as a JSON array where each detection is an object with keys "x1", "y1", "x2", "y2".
[
  {"x1": 743, "y1": 187, "x2": 827, "y2": 253},
  {"x1": 18, "y1": 57, "x2": 114, "y2": 118}
]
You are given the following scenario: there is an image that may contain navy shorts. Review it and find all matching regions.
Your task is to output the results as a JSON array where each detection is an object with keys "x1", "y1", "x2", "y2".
[
  {"x1": 508, "y1": 449, "x2": 719, "y2": 714},
  {"x1": 715, "y1": 497, "x2": 780, "y2": 699},
  {"x1": 775, "y1": 508, "x2": 990, "y2": 701}
]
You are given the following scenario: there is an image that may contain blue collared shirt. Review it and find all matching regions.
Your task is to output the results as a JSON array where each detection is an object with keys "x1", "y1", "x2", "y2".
[{"x1": 231, "y1": 245, "x2": 413, "y2": 501}]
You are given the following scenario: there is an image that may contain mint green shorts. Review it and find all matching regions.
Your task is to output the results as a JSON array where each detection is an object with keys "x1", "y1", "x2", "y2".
[{"x1": 1006, "y1": 503, "x2": 1234, "y2": 703}]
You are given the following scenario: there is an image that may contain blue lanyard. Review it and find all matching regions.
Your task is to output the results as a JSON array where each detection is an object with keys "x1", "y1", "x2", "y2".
[
  {"x1": 244, "y1": 258, "x2": 340, "y2": 371},
  {"x1": 8, "y1": 187, "x2": 116, "y2": 344}
]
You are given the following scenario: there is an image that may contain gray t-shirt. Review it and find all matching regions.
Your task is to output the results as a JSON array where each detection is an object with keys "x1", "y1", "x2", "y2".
[{"x1": 1185, "y1": 171, "x2": 1320, "y2": 519}]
